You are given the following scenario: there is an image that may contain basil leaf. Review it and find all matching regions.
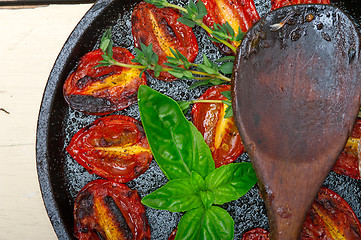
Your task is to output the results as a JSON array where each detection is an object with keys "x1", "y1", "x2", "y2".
[
  {"x1": 138, "y1": 86, "x2": 215, "y2": 180},
  {"x1": 175, "y1": 206, "x2": 234, "y2": 240},
  {"x1": 205, "y1": 163, "x2": 257, "y2": 204},
  {"x1": 191, "y1": 171, "x2": 206, "y2": 191},
  {"x1": 200, "y1": 190, "x2": 214, "y2": 209},
  {"x1": 141, "y1": 178, "x2": 202, "y2": 212}
]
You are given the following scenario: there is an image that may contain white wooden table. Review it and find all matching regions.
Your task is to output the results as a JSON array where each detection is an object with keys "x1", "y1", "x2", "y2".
[{"x1": 0, "y1": 4, "x2": 92, "y2": 239}]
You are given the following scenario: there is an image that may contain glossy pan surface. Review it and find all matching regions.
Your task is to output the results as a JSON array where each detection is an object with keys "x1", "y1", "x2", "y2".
[{"x1": 36, "y1": 0, "x2": 361, "y2": 239}]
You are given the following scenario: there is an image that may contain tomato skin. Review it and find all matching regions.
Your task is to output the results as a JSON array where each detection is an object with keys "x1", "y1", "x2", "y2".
[
  {"x1": 168, "y1": 228, "x2": 177, "y2": 240},
  {"x1": 66, "y1": 115, "x2": 152, "y2": 183},
  {"x1": 242, "y1": 187, "x2": 361, "y2": 240},
  {"x1": 242, "y1": 228, "x2": 270, "y2": 239},
  {"x1": 300, "y1": 187, "x2": 361, "y2": 240},
  {"x1": 333, "y1": 119, "x2": 361, "y2": 179},
  {"x1": 191, "y1": 85, "x2": 245, "y2": 168},
  {"x1": 131, "y1": 2, "x2": 199, "y2": 81},
  {"x1": 200, "y1": 0, "x2": 260, "y2": 55},
  {"x1": 74, "y1": 179, "x2": 151, "y2": 240},
  {"x1": 271, "y1": 0, "x2": 330, "y2": 11},
  {"x1": 63, "y1": 47, "x2": 146, "y2": 115}
]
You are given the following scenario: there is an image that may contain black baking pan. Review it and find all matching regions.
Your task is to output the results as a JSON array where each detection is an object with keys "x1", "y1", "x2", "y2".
[{"x1": 36, "y1": 0, "x2": 361, "y2": 239}]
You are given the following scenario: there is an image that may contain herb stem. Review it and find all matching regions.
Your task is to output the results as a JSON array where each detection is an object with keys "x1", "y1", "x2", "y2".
[
  {"x1": 189, "y1": 69, "x2": 231, "y2": 82},
  {"x1": 166, "y1": 3, "x2": 187, "y2": 13},
  {"x1": 191, "y1": 99, "x2": 225, "y2": 104},
  {"x1": 110, "y1": 59, "x2": 230, "y2": 82},
  {"x1": 110, "y1": 60, "x2": 146, "y2": 69},
  {"x1": 195, "y1": 20, "x2": 237, "y2": 53}
]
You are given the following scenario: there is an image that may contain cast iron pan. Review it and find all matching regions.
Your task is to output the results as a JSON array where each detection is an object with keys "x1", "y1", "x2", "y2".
[{"x1": 36, "y1": 0, "x2": 361, "y2": 239}]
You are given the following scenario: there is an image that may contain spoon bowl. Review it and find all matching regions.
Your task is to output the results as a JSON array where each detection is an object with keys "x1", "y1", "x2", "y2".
[{"x1": 232, "y1": 4, "x2": 361, "y2": 239}]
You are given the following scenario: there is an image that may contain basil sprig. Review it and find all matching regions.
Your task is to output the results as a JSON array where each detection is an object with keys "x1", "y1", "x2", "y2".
[{"x1": 138, "y1": 85, "x2": 257, "y2": 240}]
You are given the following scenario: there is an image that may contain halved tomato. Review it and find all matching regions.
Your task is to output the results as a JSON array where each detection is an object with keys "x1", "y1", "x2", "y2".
[
  {"x1": 63, "y1": 47, "x2": 146, "y2": 115},
  {"x1": 200, "y1": 0, "x2": 260, "y2": 55},
  {"x1": 242, "y1": 187, "x2": 361, "y2": 240},
  {"x1": 74, "y1": 179, "x2": 151, "y2": 240},
  {"x1": 242, "y1": 228, "x2": 269, "y2": 240},
  {"x1": 191, "y1": 85, "x2": 245, "y2": 168},
  {"x1": 131, "y1": 1, "x2": 199, "y2": 81},
  {"x1": 300, "y1": 187, "x2": 361, "y2": 239},
  {"x1": 333, "y1": 119, "x2": 361, "y2": 179},
  {"x1": 66, "y1": 115, "x2": 152, "y2": 183},
  {"x1": 271, "y1": 0, "x2": 330, "y2": 11}
]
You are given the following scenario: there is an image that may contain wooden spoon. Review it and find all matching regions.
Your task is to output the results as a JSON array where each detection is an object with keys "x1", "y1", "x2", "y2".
[{"x1": 232, "y1": 4, "x2": 361, "y2": 239}]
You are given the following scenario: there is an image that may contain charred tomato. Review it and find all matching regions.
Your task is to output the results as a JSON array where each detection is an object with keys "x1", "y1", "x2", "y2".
[
  {"x1": 63, "y1": 47, "x2": 146, "y2": 115},
  {"x1": 191, "y1": 85, "x2": 245, "y2": 168},
  {"x1": 333, "y1": 119, "x2": 361, "y2": 179},
  {"x1": 74, "y1": 179, "x2": 151, "y2": 240},
  {"x1": 242, "y1": 228, "x2": 270, "y2": 240},
  {"x1": 271, "y1": 0, "x2": 330, "y2": 11},
  {"x1": 131, "y1": 1, "x2": 199, "y2": 81},
  {"x1": 241, "y1": 187, "x2": 361, "y2": 240},
  {"x1": 66, "y1": 115, "x2": 152, "y2": 183},
  {"x1": 200, "y1": 0, "x2": 260, "y2": 55},
  {"x1": 300, "y1": 187, "x2": 361, "y2": 239}
]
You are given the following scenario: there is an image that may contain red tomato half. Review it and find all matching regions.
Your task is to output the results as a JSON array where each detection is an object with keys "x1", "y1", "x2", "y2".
[
  {"x1": 242, "y1": 228, "x2": 270, "y2": 240},
  {"x1": 66, "y1": 115, "x2": 153, "y2": 183},
  {"x1": 191, "y1": 85, "x2": 244, "y2": 168},
  {"x1": 131, "y1": 2, "x2": 199, "y2": 81},
  {"x1": 74, "y1": 180, "x2": 151, "y2": 240},
  {"x1": 333, "y1": 119, "x2": 361, "y2": 179},
  {"x1": 271, "y1": 0, "x2": 330, "y2": 11},
  {"x1": 200, "y1": 0, "x2": 260, "y2": 55},
  {"x1": 63, "y1": 47, "x2": 146, "y2": 115},
  {"x1": 242, "y1": 187, "x2": 361, "y2": 240},
  {"x1": 300, "y1": 187, "x2": 361, "y2": 239}
]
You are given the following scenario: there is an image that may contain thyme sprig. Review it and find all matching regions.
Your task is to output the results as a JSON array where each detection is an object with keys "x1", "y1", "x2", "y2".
[
  {"x1": 96, "y1": 29, "x2": 231, "y2": 84},
  {"x1": 144, "y1": 0, "x2": 243, "y2": 53}
]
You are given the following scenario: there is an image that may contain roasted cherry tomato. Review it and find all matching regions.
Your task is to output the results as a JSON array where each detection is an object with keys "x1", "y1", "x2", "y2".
[
  {"x1": 74, "y1": 179, "x2": 151, "y2": 240},
  {"x1": 242, "y1": 187, "x2": 361, "y2": 240},
  {"x1": 191, "y1": 85, "x2": 245, "y2": 168},
  {"x1": 271, "y1": 0, "x2": 330, "y2": 11},
  {"x1": 63, "y1": 47, "x2": 146, "y2": 115},
  {"x1": 333, "y1": 119, "x2": 361, "y2": 179},
  {"x1": 168, "y1": 228, "x2": 177, "y2": 240},
  {"x1": 242, "y1": 228, "x2": 270, "y2": 240},
  {"x1": 66, "y1": 115, "x2": 152, "y2": 183},
  {"x1": 200, "y1": 0, "x2": 260, "y2": 55},
  {"x1": 300, "y1": 187, "x2": 361, "y2": 239},
  {"x1": 131, "y1": 2, "x2": 199, "y2": 81}
]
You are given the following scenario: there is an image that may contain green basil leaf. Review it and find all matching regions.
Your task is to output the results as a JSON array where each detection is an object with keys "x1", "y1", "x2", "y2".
[
  {"x1": 141, "y1": 178, "x2": 202, "y2": 212},
  {"x1": 175, "y1": 206, "x2": 234, "y2": 240},
  {"x1": 200, "y1": 190, "x2": 214, "y2": 209},
  {"x1": 138, "y1": 86, "x2": 215, "y2": 180},
  {"x1": 205, "y1": 163, "x2": 257, "y2": 204},
  {"x1": 191, "y1": 171, "x2": 206, "y2": 191}
]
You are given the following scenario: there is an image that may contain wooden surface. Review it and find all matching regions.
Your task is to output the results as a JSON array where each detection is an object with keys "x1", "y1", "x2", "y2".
[{"x1": 0, "y1": 4, "x2": 92, "y2": 239}]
